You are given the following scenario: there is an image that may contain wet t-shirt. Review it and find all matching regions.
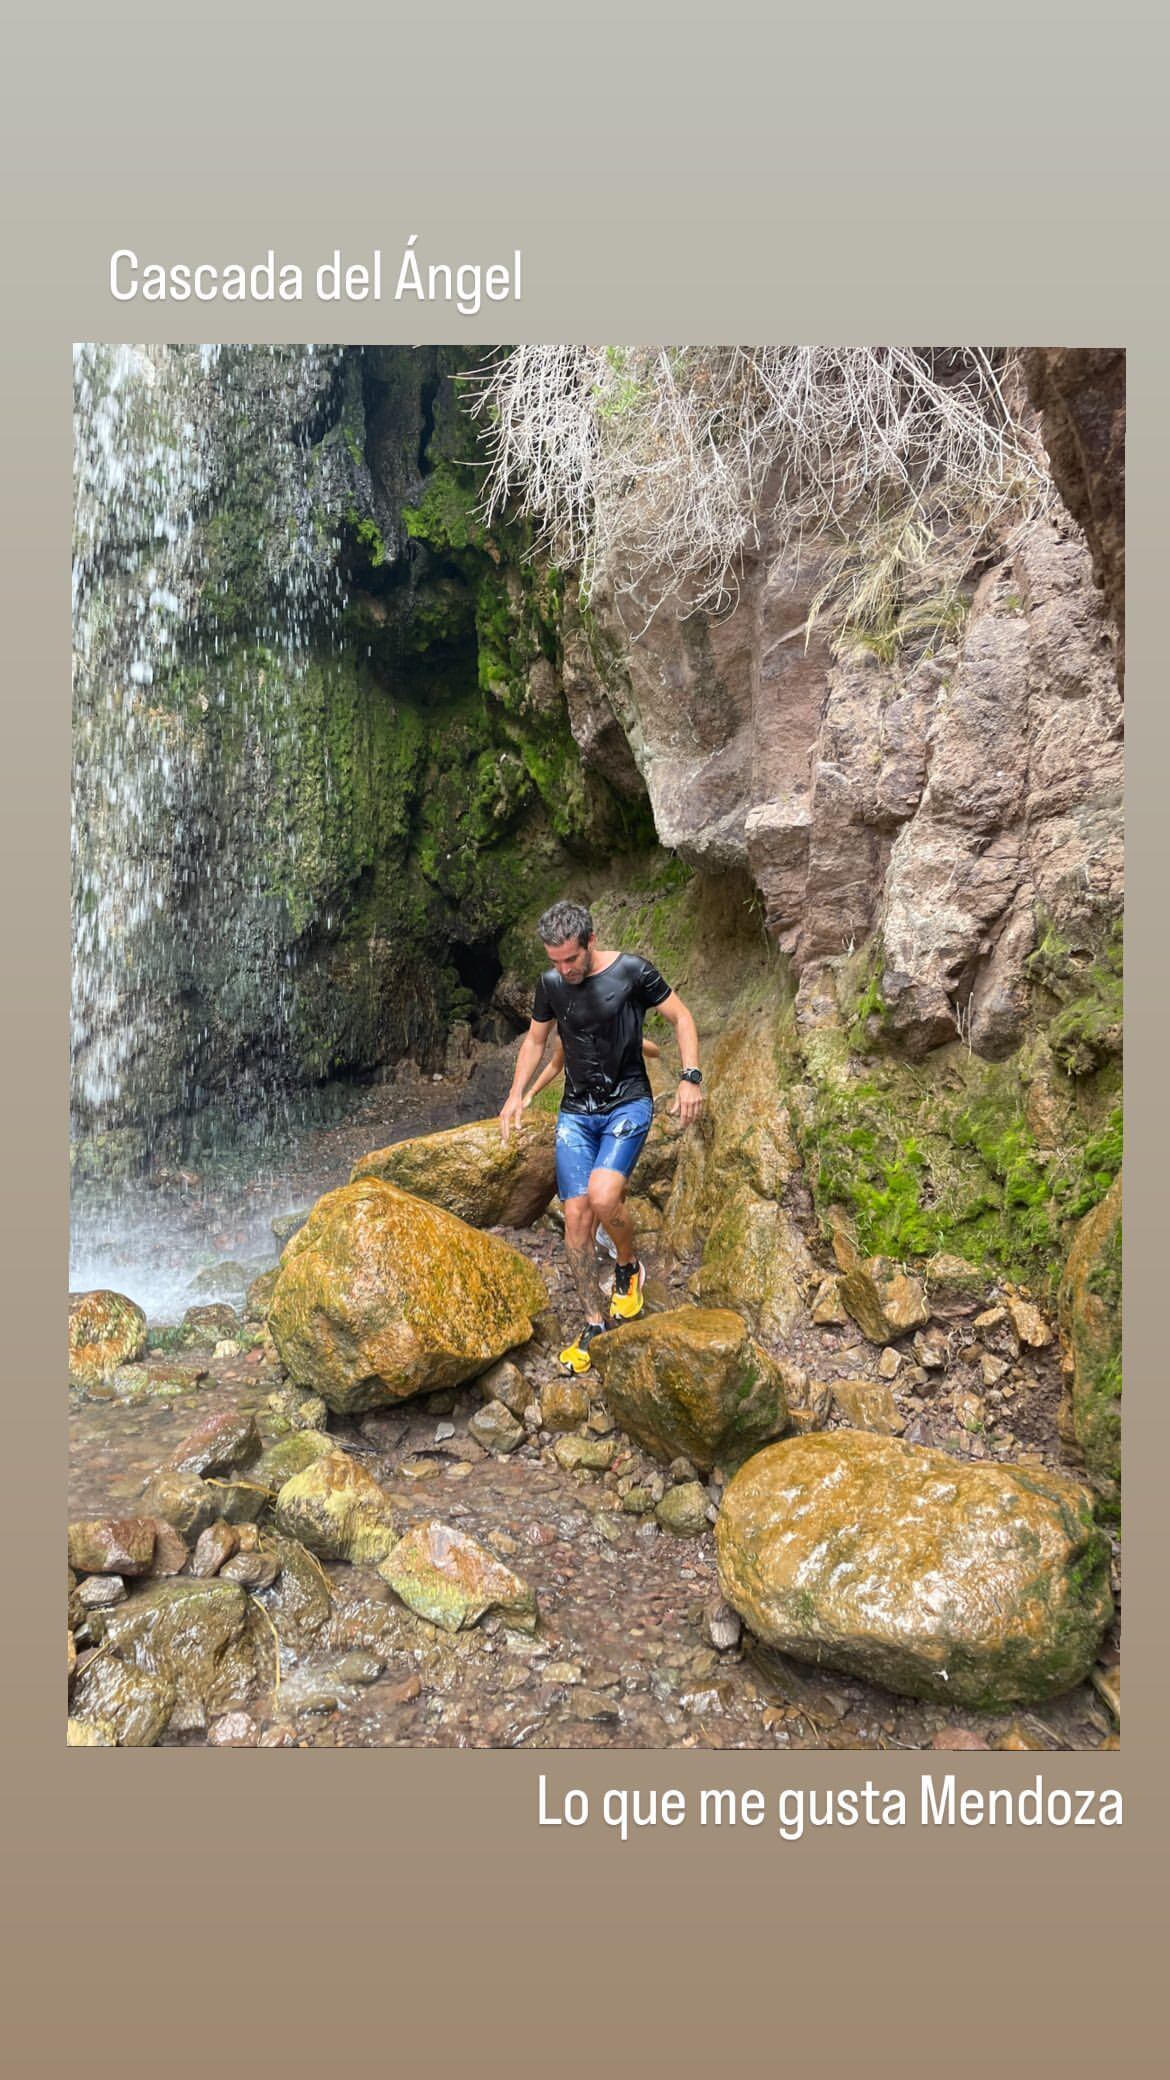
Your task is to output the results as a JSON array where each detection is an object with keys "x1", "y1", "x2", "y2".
[{"x1": 532, "y1": 953, "x2": 672, "y2": 1114}]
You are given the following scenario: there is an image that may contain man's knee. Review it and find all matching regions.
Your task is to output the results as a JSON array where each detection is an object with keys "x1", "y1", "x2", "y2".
[
  {"x1": 587, "y1": 1171, "x2": 625, "y2": 1219},
  {"x1": 563, "y1": 1194, "x2": 593, "y2": 1243}
]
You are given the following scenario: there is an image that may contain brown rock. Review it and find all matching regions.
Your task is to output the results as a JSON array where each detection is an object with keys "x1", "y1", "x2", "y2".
[
  {"x1": 590, "y1": 1307, "x2": 789, "y2": 1473},
  {"x1": 167, "y1": 1408, "x2": 261, "y2": 1477},
  {"x1": 829, "y1": 1378, "x2": 905, "y2": 1436},
  {"x1": 839, "y1": 1257, "x2": 929, "y2": 1344},
  {"x1": 476, "y1": 1358, "x2": 529, "y2": 1417},
  {"x1": 268, "y1": 1178, "x2": 547, "y2": 1414},
  {"x1": 190, "y1": 1521, "x2": 240, "y2": 1578},
  {"x1": 539, "y1": 1379, "x2": 590, "y2": 1432},
  {"x1": 274, "y1": 1451, "x2": 397, "y2": 1565},
  {"x1": 143, "y1": 1518, "x2": 189, "y2": 1575},
  {"x1": 379, "y1": 1521, "x2": 537, "y2": 1633},
  {"x1": 350, "y1": 1113, "x2": 557, "y2": 1229},
  {"x1": 467, "y1": 1400, "x2": 525, "y2": 1454},
  {"x1": 931, "y1": 1728, "x2": 990, "y2": 1750},
  {"x1": 716, "y1": 1431, "x2": 1112, "y2": 1707},
  {"x1": 1004, "y1": 1292, "x2": 1054, "y2": 1349},
  {"x1": 810, "y1": 1276, "x2": 848, "y2": 1325},
  {"x1": 68, "y1": 1517, "x2": 156, "y2": 1577}
]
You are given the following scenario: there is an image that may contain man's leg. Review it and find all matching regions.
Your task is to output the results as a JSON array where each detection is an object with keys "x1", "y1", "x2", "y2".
[
  {"x1": 563, "y1": 1193, "x2": 608, "y2": 1326},
  {"x1": 586, "y1": 1168, "x2": 636, "y2": 1266}
]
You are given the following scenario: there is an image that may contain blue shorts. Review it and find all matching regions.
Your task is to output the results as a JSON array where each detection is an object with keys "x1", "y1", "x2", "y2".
[{"x1": 554, "y1": 1097, "x2": 655, "y2": 1203}]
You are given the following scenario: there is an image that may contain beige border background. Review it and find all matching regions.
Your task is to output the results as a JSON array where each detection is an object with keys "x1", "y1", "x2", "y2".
[{"x1": 2, "y1": 2, "x2": 1164, "y2": 2070}]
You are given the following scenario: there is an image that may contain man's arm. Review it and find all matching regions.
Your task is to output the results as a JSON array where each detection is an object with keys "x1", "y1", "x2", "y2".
[
  {"x1": 523, "y1": 1035, "x2": 565, "y2": 1106},
  {"x1": 654, "y1": 991, "x2": 703, "y2": 1125},
  {"x1": 499, "y1": 1017, "x2": 555, "y2": 1140}
]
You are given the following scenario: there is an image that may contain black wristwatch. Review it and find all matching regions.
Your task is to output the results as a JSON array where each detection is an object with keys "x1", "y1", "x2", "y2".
[{"x1": 679, "y1": 1068, "x2": 703, "y2": 1085}]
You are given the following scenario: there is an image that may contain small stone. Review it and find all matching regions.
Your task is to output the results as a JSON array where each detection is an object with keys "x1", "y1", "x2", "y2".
[
  {"x1": 1004, "y1": 1292, "x2": 1053, "y2": 1349},
  {"x1": 522, "y1": 1401, "x2": 542, "y2": 1431},
  {"x1": 669, "y1": 1457, "x2": 699, "y2": 1484},
  {"x1": 425, "y1": 1390, "x2": 456, "y2": 1415},
  {"x1": 433, "y1": 1421, "x2": 455, "y2": 1442},
  {"x1": 476, "y1": 1359, "x2": 529, "y2": 1417},
  {"x1": 142, "y1": 1516, "x2": 188, "y2": 1575},
  {"x1": 554, "y1": 1435, "x2": 616, "y2": 1473},
  {"x1": 877, "y1": 1347, "x2": 901, "y2": 1379},
  {"x1": 830, "y1": 1379, "x2": 905, "y2": 1436},
  {"x1": 213, "y1": 1339, "x2": 243, "y2": 1359},
  {"x1": 191, "y1": 1521, "x2": 240, "y2": 1577},
  {"x1": 207, "y1": 1712, "x2": 259, "y2": 1746},
  {"x1": 167, "y1": 1407, "x2": 261, "y2": 1478},
  {"x1": 219, "y1": 1550, "x2": 280, "y2": 1590},
  {"x1": 707, "y1": 1602, "x2": 742, "y2": 1652},
  {"x1": 587, "y1": 1406, "x2": 615, "y2": 1435},
  {"x1": 810, "y1": 1276, "x2": 848, "y2": 1326},
  {"x1": 995, "y1": 1724, "x2": 1047, "y2": 1751},
  {"x1": 573, "y1": 1689, "x2": 620, "y2": 1724},
  {"x1": 68, "y1": 1517, "x2": 156, "y2": 1577},
  {"x1": 399, "y1": 1455, "x2": 443, "y2": 1481},
  {"x1": 980, "y1": 1353, "x2": 1010, "y2": 1388},
  {"x1": 953, "y1": 1389, "x2": 987, "y2": 1433},
  {"x1": 468, "y1": 1400, "x2": 525, "y2": 1454},
  {"x1": 380, "y1": 1520, "x2": 537, "y2": 1634},
  {"x1": 540, "y1": 1379, "x2": 590, "y2": 1431},
  {"x1": 620, "y1": 1486, "x2": 655, "y2": 1515},
  {"x1": 931, "y1": 1728, "x2": 990, "y2": 1750},
  {"x1": 77, "y1": 1574, "x2": 127, "y2": 1609},
  {"x1": 655, "y1": 1482, "x2": 710, "y2": 1535},
  {"x1": 383, "y1": 1673, "x2": 422, "y2": 1705}
]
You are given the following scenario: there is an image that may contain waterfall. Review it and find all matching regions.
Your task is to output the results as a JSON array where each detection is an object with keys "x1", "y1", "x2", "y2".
[{"x1": 71, "y1": 343, "x2": 348, "y2": 1172}]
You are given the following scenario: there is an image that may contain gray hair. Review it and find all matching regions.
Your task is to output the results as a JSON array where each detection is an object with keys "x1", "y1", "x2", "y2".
[{"x1": 537, "y1": 899, "x2": 594, "y2": 948}]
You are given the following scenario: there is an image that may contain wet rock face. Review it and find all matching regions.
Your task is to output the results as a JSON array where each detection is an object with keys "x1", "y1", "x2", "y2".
[
  {"x1": 1022, "y1": 347, "x2": 1125, "y2": 680},
  {"x1": 715, "y1": 1431, "x2": 1112, "y2": 1708},
  {"x1": 1059, "y1": 1172, "x2": 1122, "y2": 1494},
  {"x1": 68, "y1": 1290, "x2": 147, "y2": 1390},
  {"x1": 268, "y1": 1178, "x2": 547, "y2": 1413},
  {"x1": 582, "y1": 507, "x2": 1120, "y2": 1067},
  {"x1": 663, "y1": 1011, "x2": 814, "y2": 1339},
  {"x1": 591, "y1": 1308, "x2": 789, "y2": 1474},
  {"x1": 350, "y1": 1113, "x2": 556, "y2": 1229}
]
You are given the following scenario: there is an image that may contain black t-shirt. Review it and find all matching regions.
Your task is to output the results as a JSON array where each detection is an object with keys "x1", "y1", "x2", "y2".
[{"x1": 532, "y1": 953, "x2": 672, "y2": 1114}]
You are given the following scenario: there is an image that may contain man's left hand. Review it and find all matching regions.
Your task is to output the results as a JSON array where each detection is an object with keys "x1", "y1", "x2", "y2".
[{"x1": 672, "y1": 1079, "x2": 704, "y2": 1126}]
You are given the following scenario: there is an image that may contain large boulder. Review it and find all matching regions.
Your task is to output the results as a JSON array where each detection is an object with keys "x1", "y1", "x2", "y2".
[
  {"x1": 267, "y1": 1178, "x2": 547, "y2": 1414},
  {"x1": 1059, "y1": 1173, "x2": 1122, "y2": 1494},
  {"x1": 273, "y1": 1451, "x2": 397, "y2": 1565},
  {"x1": 590, "y1": 1307, "x2": 789, "y2": 1472},
  {"x1": 349, "y1": 1114, "x2": 556, "y2": 1229},
  {"x1": 715, "y1": 1431, "x2": 1111, "y2": 1708},
  {"x1": 68, "y1": 1289, "x2": 147, "y2": 1390}
]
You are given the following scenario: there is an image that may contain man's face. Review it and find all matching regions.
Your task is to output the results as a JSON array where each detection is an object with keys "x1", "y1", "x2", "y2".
[{"x1": 544, "y1": 933, "x2": 595, "y2": 985}]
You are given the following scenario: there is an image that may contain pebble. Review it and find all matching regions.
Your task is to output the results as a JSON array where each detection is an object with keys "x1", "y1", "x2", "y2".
[
  {"x1": 77, "y1": 1574, "x2": 127, "y2": 1609},
  {"x1": 707, "y1": 1602, "x2": 742, "y2": 1652},
  {"x1": 877, "y1": 1347, "x2": 901, "y2": 1379},
  {"x1": 931, "y1": 1727, "x2": 990, "y2": 1750},
  {"x1": 219, "y1": 1550, "x2": 280, "y2": 1590},
  {"x1": 208, "y1": 1712, "x2": 259, "y2": 1746}
]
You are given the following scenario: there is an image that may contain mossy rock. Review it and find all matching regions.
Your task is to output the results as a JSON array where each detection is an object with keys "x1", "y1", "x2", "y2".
[
  {"x1": 273, "y1": 1451, "x2": 397, "y2": 1565},
  {"x1": 268, "y1": 1177, "x2": 547, "y2": 1413},
  {"x1": 350, "y1": 1113, "x2": 556, "y2": 1229},
  {"x1": 1059, "y1": 1173, "x2": 1122, "y2": 1495},
  {"x1": 379, "y1": 1520, "x2": 537, "y2": 1633},
  {"x1": 591, "y1": 1307, "x2": 789, "y2": 1473},
  {"x1": 69, "y1": 1290, "x2": 147, "y2": 1389},
  {"x1": 716, "y1": 1432, "x2": 1112, "y2": 1708},
  {"x1": 91, "y1": 1577, "x2": 261, "y2": 1734}
]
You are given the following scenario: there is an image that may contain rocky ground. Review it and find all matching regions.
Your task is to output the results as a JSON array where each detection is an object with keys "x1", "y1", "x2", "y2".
[{"x1": 67, "y1": 1077, "x2": 1121, "y2": 1753}]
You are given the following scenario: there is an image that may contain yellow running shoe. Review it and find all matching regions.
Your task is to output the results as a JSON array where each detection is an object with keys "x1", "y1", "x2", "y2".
[
  {"x1": 609, "y1": 1259, "x2": 646, "y2": 1321},
  {"x1": 558, "y1": 1322, "x2": 609, "y2": 1375}
]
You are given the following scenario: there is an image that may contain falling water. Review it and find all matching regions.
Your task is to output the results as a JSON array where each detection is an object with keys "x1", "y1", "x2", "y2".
[{"x1": 71, "y1": 342, "x2": 355, "y2": 1308}]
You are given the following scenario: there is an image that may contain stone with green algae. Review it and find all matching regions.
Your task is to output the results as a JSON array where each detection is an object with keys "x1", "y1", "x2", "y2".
[
  {"x1": 380, "y1": 1520, "x2": 537, "y2": 1634},
  {"x1": 716, "y1": 1431, "x2": 1112, "y2": 1709},
  {"x1": 590, "y1": 1307, "x2": 789, "y2": 1473},
  {"x1": 268, "y1": 1178, "x2": 547, "y2": 1414},
  {"x1": 274, "y1": 1450, "x2": 396, "y2": 1565}
]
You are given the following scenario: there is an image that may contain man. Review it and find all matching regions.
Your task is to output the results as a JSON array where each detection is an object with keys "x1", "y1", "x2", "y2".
[{"x1": 499, "y1": 900, "x2": 703, "y2": 1374}]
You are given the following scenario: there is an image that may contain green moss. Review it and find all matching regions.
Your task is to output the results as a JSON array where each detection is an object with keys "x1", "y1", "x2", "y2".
[{"x1": 794, "y1": 1032, "x2": 1122, "y2": 1294}]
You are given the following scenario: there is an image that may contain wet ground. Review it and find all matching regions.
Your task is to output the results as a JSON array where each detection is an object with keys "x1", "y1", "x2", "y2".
[{"x1": 69, "y1": 1065, "x2": 1121, "y2": 1753}]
